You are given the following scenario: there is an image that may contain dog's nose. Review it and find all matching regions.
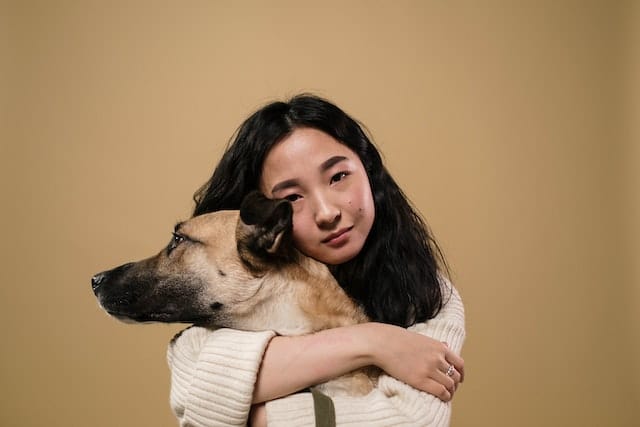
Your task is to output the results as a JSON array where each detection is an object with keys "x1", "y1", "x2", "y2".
[
  {"x1": 91, "y1": 272, "x2": 107, "y2": 292},
  {"x1": 91, "y1": 263, "x2": 135, "y2": 293}
]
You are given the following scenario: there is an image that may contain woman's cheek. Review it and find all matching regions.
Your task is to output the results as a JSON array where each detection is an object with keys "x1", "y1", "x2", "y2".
[
  {"x1": 291, "y1": 215, "x2": 309, "y2": 248},
  {"x1": 355, "y1": 184, "x2": 375, "y2": 218}
]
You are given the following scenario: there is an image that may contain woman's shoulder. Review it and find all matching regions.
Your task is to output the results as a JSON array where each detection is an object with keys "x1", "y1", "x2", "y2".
[
  {"x1": 440, "y1": 276, "x2": 464, "y2": 310},
  {"x1": 408, "y1": 276, "x2": 465, "y2": 333}
]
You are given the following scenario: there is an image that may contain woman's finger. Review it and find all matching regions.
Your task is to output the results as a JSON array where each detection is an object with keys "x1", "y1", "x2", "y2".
[
  {"x1": 424, "y1": 378, "x2": 453, "y2": 402},
  {"x1": 445, "y1": 350, "x2": 465, "y2": 382},
  {"x1": 445, "y1": 365, "x2": 463, "y2": 390},
  {"x1": 432, "y1": 366, "x2": 456, "y2": 393},
  {"x1": 451, "y1": 367, "x2": 462, "y2": 388},
  {"x1": 438, "y1": 359, "x2": 463, "y2": 390}
]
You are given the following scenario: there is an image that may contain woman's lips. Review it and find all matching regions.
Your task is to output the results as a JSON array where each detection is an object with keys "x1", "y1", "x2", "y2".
[{"x1": 322, "y1": 227, "x2": 352, "y2": 246}]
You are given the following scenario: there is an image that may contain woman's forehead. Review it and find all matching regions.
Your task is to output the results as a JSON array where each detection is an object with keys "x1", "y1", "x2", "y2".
[
  {"x1": 265, "y1": 128, "x2": 357, "y2": 167},
  {"x1": 259, "y1": 128, "x2": 361, "y2": 191}
]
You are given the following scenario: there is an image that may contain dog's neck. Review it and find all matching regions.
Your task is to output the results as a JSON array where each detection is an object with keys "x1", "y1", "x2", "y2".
[{"x1": 230, "y1": 257, "x2": 368, "y2": 335}]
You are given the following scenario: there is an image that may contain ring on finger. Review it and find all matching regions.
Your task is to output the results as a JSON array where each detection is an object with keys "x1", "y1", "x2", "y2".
[{"x1": 446, "y1": 364, "x2": 455, "y2": 377}]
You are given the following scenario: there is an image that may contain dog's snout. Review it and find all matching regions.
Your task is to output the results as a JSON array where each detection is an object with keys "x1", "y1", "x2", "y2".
[{"x1": 92, "y1": 262, "x2": 135, "y2": 293}]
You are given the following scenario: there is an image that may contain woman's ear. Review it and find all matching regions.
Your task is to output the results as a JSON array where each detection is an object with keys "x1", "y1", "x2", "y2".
[{"x1": 236, "y1": 191, "x2": 295, "y2": 270}]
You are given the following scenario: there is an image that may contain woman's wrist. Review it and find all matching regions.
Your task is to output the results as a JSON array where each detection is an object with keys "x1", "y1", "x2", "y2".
[
  {"x1": 354, "y1": 322, "x2": 387, "y2": 366},
  {"x1": 311, "y1": 322, "x2": 397, "y2": 371},
  {"x1": 358, "y1": 322, "x2": 401, "y2": 370}
]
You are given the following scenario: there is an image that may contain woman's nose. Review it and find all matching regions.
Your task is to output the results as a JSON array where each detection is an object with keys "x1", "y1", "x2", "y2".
[{"x1": 314, "y1": 196, "x2": 341, "y2": 227}]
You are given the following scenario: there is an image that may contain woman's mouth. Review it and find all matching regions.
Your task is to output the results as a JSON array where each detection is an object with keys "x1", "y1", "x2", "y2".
[{"x1": 322, "y1": 227, "x2": 352, "y2": 247}]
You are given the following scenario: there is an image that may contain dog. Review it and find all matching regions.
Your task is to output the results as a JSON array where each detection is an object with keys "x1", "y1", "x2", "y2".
[{"x1": 91, "y1": 191, "x2": 376, "y2": 396}]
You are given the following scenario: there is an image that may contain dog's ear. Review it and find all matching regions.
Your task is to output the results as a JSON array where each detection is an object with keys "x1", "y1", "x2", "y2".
[{"x1": 237, "y1": 191, "x2": 296, "y2": 271}]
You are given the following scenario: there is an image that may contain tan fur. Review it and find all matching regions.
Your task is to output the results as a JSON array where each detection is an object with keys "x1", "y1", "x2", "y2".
[{"x1": 93, "y1": 207, "x2": 377, "y2": 396}]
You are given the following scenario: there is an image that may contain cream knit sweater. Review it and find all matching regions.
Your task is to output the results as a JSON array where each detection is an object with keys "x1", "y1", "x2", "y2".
[{"x1": 167, "y1": 284, "x2": 465, "y2": 427}]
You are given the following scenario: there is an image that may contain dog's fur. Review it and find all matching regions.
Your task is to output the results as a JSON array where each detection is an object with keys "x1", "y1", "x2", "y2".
[{"x1": 92, "y1": 192, "x2": 376, "y2": 396}]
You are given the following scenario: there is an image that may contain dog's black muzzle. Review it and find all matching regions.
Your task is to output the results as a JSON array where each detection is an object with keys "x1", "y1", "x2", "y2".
[
  {"x1": 91, "y1": 262, "x2": 145, "y2": 318},
  {"x1": 91, "y1": 262, "x2": 135, "y2": 294},
  {"x1": 91, "y1": 261, "x2": 212, "y2": 324}
]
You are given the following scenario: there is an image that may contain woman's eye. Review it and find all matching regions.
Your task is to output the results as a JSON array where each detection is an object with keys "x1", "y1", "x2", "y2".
[
  {"x1": 284, "y1": 194, "x2": 301, "y2": 202},
  {"x1": 330, "y1": 172, "x2": 348, "y2": 184}
]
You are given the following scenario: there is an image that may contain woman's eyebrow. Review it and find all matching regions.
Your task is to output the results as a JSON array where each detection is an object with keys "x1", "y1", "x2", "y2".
[
  {"x1": 271, "y1": 178, "x2": 299, "y2": 194},
  {"x1": 320, "y1": 155, "x2": 348, "y2": 171}
]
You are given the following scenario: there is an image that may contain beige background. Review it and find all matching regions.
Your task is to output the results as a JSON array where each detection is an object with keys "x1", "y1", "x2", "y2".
[{"x1": 2, "y1": 1, "x2": 638, "y2": 426}]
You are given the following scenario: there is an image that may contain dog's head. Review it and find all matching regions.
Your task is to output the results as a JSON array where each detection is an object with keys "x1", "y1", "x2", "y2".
[{"x1": 91, "y1": 192, "x2": 302, "y2": 326}]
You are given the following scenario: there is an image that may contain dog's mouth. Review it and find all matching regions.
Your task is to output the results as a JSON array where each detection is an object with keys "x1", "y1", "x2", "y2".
[
  {"x1": 106, "y1": 309, "x2": 213, "y2": 325},
  {"x1": 98, "y1": 295, "x2": 222, "y2": 325},
  {"x1": 96, "y1": 291, "x2": 214, "y2": 324}
]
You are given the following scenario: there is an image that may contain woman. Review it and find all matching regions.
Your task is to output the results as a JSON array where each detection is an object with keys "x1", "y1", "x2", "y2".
[{"x1": 167, "y1": 94, "x2": 465, "y2": 426}]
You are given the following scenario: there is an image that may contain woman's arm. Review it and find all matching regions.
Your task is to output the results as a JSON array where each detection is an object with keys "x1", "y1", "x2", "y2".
[
  {"x1": 263, "y1": 283, "x2": 465, "y2": 427},
  {"x1": 169, "y1": 324, "x2": 462, "y2": 427},
  {"x1": 252, "y1": 322, "x2": 463, "y2": 404}
]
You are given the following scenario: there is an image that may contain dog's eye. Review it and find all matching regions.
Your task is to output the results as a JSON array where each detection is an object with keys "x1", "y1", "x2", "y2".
[{"x1": 168, "y1": 232, "x2": 186, "y2": 254}]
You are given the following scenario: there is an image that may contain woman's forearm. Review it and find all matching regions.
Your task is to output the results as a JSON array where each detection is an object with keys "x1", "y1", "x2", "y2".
[
  {"x1": 252, "y1": 323, "x2": 378, "y2": 403},
  {"x1": 253, "y1": 315, "x2": 465, "y2": 404}
]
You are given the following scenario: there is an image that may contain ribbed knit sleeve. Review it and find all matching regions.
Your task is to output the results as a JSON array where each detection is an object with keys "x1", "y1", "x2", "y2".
[
  {"x1": 167, "y1": 326, "x2": 276, "y2": 427},
  {"x1": 266, "y1": 283, "x2": 465, "y2": 427},
  {"x1": 266, "y1": 393, "x2": 317, "y2": 426}
]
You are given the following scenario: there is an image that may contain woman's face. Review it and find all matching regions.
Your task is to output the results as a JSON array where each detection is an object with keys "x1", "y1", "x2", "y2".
[{"x1": 259, "y1": 127, "x2": 375, "y2": 265}]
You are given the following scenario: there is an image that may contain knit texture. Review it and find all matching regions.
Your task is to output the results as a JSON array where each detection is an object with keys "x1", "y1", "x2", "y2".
[
  {"x1": 167, "y1": 327, "x2": 276, "y2": 426},
  {"x1": 167, "y1": 282, "x2": 465, "y2": 427}
]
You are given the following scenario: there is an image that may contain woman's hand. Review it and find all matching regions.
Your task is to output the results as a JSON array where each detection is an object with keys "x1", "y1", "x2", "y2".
[{"x1": 365, "y1": 323, "x2": 465, "y2": 402}]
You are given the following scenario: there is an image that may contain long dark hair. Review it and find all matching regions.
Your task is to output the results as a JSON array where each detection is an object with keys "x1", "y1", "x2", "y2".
[{"x1": 193, "y1": 94, "x2": 448, "y2": 326}]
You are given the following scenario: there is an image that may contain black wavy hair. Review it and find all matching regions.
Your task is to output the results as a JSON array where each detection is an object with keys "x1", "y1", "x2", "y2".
[{"x1": 193, "y1": 94, "x2": 448, "y2": 327}]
